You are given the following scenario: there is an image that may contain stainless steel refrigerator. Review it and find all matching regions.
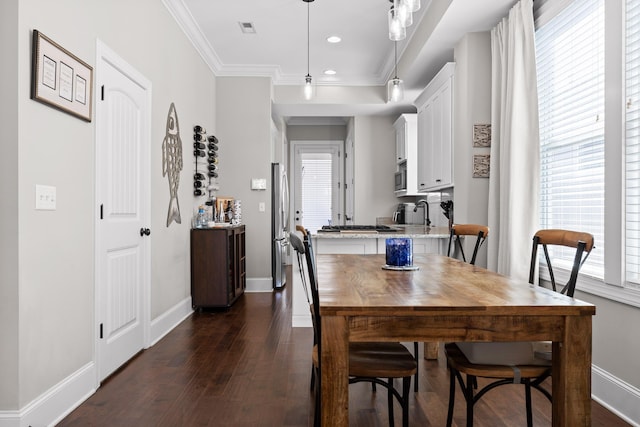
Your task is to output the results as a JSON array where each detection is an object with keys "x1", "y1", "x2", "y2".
[{"x1": 271, "y1": 163, "x2": 289, "y2": 288}]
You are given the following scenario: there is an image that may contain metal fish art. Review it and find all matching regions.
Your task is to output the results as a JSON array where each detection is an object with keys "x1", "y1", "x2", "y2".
[{"x1": 162, "y1": 102, "x2": 183, "y2": 226}]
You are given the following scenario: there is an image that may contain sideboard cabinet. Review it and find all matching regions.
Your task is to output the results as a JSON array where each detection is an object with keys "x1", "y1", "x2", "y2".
[{"x1": 191, "y1": 225, "x2": 246, "y2": 308}]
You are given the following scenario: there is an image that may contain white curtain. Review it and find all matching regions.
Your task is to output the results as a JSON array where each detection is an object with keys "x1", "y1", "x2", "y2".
[{"x1": 487, "y1": 0, "x2": 540, "y2": 281}]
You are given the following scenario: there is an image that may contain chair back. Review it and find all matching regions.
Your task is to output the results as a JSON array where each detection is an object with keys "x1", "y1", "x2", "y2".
[
  {"x1": 528, "y1": 229, "x2": 595, "y2": 297},
  {"x1": 289, "y1": 230, "x2": 321, "y2": 350},
  {"x1": 447, "y1": 224, "x2": 489, "y2": 265}
]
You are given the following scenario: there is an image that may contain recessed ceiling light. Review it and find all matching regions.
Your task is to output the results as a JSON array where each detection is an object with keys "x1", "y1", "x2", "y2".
[
  {"x1": 324, "y1": 69, "x2": 337, "y2": 75},
  {"x1": 327, "y1": 36, "x2": 342, "y2": 43}
]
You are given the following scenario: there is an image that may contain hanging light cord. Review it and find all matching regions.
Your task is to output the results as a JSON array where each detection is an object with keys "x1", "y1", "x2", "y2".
[
  {"x1": 394, "y1": 41, "x2": 399, "y2": 79},
  {"x1": 306, "y1": 0, "x2": 311, "y2": 78}
]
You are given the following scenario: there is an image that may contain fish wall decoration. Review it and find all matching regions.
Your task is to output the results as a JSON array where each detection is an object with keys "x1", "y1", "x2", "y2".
[{"x1": 162, "y1": 102, "x2": 183, "y2": 226}]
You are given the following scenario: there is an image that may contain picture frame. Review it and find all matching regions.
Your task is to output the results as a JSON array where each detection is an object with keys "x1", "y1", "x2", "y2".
[
  {"x1": 473, "y1": 154, "x2": 490, "y2": 178},
  {"x1": 473, "y1": 124, "x2": 491, "y2": 147},
  {"x1": 31, "y1": 30, "x2": 93, "y2": 122}
]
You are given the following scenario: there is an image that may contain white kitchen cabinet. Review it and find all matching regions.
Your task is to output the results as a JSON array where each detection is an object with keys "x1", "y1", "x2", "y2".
[
  {"x1": 393, "y1": 114, "x2": 419, "y2": 196},
  {"x1": 415, "y1": 63, "x2": 455, "y2": 192}
]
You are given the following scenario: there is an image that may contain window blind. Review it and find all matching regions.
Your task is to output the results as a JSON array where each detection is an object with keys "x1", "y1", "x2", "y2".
[
  {"x1": 301, "y1": 155, "x2": 333, "y2": 234},
  {"x1": 536, "y1": 0, "x2": 605, "y2": 278},
  {"x1": 625, "y1": 0, "x2": 640, "y2": 285}
]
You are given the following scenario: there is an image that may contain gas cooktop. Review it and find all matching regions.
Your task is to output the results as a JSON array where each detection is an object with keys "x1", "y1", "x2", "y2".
[{"x1": 318, "y1": 225, "x2": 398, "y2": 232}]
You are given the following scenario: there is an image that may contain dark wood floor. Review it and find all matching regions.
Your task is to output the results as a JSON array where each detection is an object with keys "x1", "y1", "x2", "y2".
[{"x1": 59, "y1": 272, "x2": 630, "y2": 426}]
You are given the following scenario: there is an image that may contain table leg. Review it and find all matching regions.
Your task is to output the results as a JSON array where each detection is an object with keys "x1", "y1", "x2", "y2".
[
  {"x1": 320, "y1": 315, "x2": 349, "y2": 427},
  {"x1": 552, "y1": 315, "x2": 592, "y2": 426},
  {"x1": 423, "y1": 342, "x2": 439, "y2": 360}
]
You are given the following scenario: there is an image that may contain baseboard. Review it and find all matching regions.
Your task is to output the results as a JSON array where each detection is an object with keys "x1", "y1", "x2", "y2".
[
  {"x1": 592, "y1": 364, "x2": 640, "y2": 426},
  {"x1": 149, "y1": 296, "x2": 193, "y2": 347},
  {"x1": 246, "y1": 277, "x2": 273, "y2": 293},
  {"x1": 0, "y1": 362, "x2": 97, "y2": 427},
  {"x1": 292, "y1": 314, "x2": 312, "y2": 328}
]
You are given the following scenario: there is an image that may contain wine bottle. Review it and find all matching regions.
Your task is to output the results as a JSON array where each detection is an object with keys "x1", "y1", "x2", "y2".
[
  {"x1": 193, "y1": 189, "x2": 203, "y2": 196},
  {"x1": 208, "y1": 171, "x2": 219, "y2": 178},
  {"x1": 208, "y1": 151, "x2": 218, "y2": 159},
  {"x1": 193, "y1": 142, "x2": 205, "y2": 150},
  {"x1": 207, "y1": 135, "x2": 218, "y2": 143},
  {"x1": 208, "y1": 143, "x2": 219, "y2": 151},
  {"x1": 207, "y1": 164, "x2": 218, "y2": 171},
  {"x1": 194, "y1": 133, "x2": 207, "y2": 142},
  {"x1": 194, "y1": 181, "x2": 204, "y2": 188},
  {"x1": 194, "y1": 149, "x2": 206, "y2": 157},
  {"x1": 194, "y1": 172, "x2": 205, "y2": 180},
  {"x1": 193, "y1": 125, "x2": 206, "y2": 133}
]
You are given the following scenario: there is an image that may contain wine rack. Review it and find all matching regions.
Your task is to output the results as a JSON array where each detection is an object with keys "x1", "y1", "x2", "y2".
[{"x1": 193, "y1": 125, "x2": 219, "y2": 205}]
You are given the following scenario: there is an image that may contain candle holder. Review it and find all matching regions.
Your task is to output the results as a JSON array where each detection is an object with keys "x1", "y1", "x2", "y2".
[{"x1": 384, "y1": 238, "x2": 418, "y2": 270}]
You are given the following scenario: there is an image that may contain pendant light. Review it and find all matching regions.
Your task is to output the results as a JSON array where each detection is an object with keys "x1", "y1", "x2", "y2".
[
  {"x1": 388, "y1": 1, "x2": 406, "y2": 41},
  {"x1": 405, "y1": 0, "x2": 421, "y2": 13},
  {"x1": 303, "y1": 0, "x2": 315, "y2": 100},
  {"x1": 387, "y1": 41, "x2": 404, "y2": 103}
]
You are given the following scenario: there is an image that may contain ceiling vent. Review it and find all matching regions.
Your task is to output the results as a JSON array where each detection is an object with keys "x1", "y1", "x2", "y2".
[{"x1": 238, "y1": 22, "x2": 256, "y2": 34}]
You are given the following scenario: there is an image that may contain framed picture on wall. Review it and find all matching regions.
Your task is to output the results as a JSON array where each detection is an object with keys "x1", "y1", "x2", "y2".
[{"x1": 31, "y1": 30, "x2": 93, "y2": 122}]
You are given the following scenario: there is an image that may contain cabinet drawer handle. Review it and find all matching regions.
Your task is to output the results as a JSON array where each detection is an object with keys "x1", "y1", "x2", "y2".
[{"x1": 436, "y1": 179, "x2": 442, "y2": 183}]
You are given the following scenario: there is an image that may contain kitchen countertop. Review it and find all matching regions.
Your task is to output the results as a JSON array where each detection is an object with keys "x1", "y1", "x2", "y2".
[{"x1": 313, "y1": 225, "x2": 450, "y2": 239}]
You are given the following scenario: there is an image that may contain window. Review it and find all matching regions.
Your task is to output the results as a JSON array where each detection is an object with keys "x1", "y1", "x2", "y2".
[
  {"x1": 533, "y1": 0, "x2": 640, "y2": 305},
  {"x1": 625, "y1": 0, "x2": 640, "y2": 286},
  {"x1": 535, "y1": 0, "x2": 605, "y2": 279},
  {"x1": 301, "y1": 154, "x2": 333, "y2": 233}
]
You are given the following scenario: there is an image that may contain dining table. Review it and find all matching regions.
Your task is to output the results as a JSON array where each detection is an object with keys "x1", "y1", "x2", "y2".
[{"x1": 316, "y1": 253, "x2": 596, "y2": 426}]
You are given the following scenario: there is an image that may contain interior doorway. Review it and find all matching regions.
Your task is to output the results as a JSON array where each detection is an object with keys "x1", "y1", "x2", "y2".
[{"x1": 291, "y1": 141, "x2": 343, "y2": 233}]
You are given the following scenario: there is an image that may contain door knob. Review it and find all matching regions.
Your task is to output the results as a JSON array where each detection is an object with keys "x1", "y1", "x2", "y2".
[{"x1": 140, "y1": 228, "x2": 151, "y2": 236}]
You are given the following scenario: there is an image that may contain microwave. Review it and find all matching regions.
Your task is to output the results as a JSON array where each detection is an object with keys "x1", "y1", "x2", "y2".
[{"x1": 394, "y1": 169, "x2": 406, "y2": 191}]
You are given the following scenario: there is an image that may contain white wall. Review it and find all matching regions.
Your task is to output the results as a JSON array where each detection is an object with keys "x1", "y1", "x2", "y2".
[
  {"x1": 216, "y1": 77, "x2": 273, "y2": 290},
  {"x1": 0, "y1": 0, "x2": 19, "y2": 411},
  {"x1": 8, "y1": 0, "x2": 215, "y2": 415},
  {"x1": 452, "y1": 33, "x2": 492, "y2": 267},
  {"x1": 353, "y1": 115, "x2": 399, "y2": 224}
]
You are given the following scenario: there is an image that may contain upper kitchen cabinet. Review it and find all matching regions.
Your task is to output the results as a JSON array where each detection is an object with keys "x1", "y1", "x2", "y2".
[
  {"x1": 415, "y1": 63, "x2": 455, "y2": 192},
  {"x1": 394, "y1": 114, "x2": 419, "y2": 196}
]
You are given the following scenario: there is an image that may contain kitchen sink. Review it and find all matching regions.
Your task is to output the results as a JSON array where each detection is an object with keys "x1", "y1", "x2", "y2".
[{"x1": 317, "y1": 225, "x2": 398, "y2": 233}]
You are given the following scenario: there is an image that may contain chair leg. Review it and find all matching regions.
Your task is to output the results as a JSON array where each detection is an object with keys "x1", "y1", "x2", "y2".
[
  {"x1": 310, "y1": 365, "x2": 315, "y2": 391},
  {"x1": 413, "y1": 341, "x2": 419, "y2": 392},
  {"x1": 402, "y1": 376, "x2": 411, "y2": 427},
  {"x1": 465, "y1": 374, "x2": 475, "y2": 427},
  {"x1": 313, "y1": 367, "x2": 320, "y2": 427},
  {"x1": 446, "y1": 367, "x2": 456, "y2": 427},
  {"x1": 387, "y1": 378, "x2": 395, "y2": 427},
  {"x1": 525, "y1": 380, "x2": 533, "y2": 427}
]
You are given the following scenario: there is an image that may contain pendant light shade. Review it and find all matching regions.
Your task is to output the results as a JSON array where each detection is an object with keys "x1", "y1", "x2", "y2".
[
  {"x1": 303, "y1": 0, "x2": 315, "y2": 100},
  {"x1": 387, "y1": 77, "x2": 405, "y2": 103},
  {"x1": 388, "y1": 6, "x2": 406, "y2": 41},
  {"x1": 387, "y1": 41, "x2": 404, "y2": 103},
  {"x1": 396, "y1": 0, "x2": 412, "y2": 28},
  {"x1": 404, "y1": 0, "x2": 420, "y2": 13}
]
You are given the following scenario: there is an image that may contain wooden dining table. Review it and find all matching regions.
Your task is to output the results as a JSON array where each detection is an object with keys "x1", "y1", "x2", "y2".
[{"x1": 316, "y1": 253, "x2": 596, "y2": 426}]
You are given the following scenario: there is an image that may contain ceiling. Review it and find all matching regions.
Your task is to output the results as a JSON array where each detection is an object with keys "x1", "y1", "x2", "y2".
[{"x1": 164, "y1": 0, "x2": 518, "y2": 119}]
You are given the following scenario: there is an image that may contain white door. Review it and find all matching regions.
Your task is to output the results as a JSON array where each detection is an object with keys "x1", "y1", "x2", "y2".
[
  {"x1": 95, "y1": 41, "x2": 151, "y2": 381},
  {"x1": 291, "y1": 141, "x2": 343, "y2": 233}
]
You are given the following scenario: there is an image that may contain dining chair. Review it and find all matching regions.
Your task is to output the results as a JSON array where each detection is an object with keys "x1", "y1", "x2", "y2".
[
  {"x1": 290, "y1": 231, "x2": 417, "y2": 427},
  {"x1": 444, "y1": 229, "x2": 594, "y2": 427},
  {"x1": 447, "y1": 224, "x2": 490, "y2": 265}
]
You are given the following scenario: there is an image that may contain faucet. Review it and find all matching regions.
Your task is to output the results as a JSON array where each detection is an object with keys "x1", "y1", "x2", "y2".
[{"x1": 414, "y1": 199, "x2": 431, "y2": 227}]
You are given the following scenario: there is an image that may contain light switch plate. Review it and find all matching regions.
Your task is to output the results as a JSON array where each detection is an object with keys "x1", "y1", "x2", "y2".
[
  {"x1": 251, "y1": 178, "x2": 267, "y2": 190},
  {"x1": 35, "y1": 185, "x2": 56, "y2": 210}
]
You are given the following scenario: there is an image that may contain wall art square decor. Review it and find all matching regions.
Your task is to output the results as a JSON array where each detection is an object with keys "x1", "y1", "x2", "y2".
[
  {"x1": 473, "y1": 154, "x2": 490, "y2": 178},
  {"x1": 473, "y1": 124, "x2": 491, "y2": 147},
  {"x1": 31, "y1": 30, "x2": 93, "y2": 122}
]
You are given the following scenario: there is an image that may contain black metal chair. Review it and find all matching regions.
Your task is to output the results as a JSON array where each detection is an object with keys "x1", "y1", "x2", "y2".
[
  {"x1": 444, "y1": 229, "x2": 594, "y2": 427},
  {"x1": 447, "y1": 224, "x2": 489, "y2": 265},
  {"x1": 290, "y1": 231, "x2": 417, "y2": 427}
]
